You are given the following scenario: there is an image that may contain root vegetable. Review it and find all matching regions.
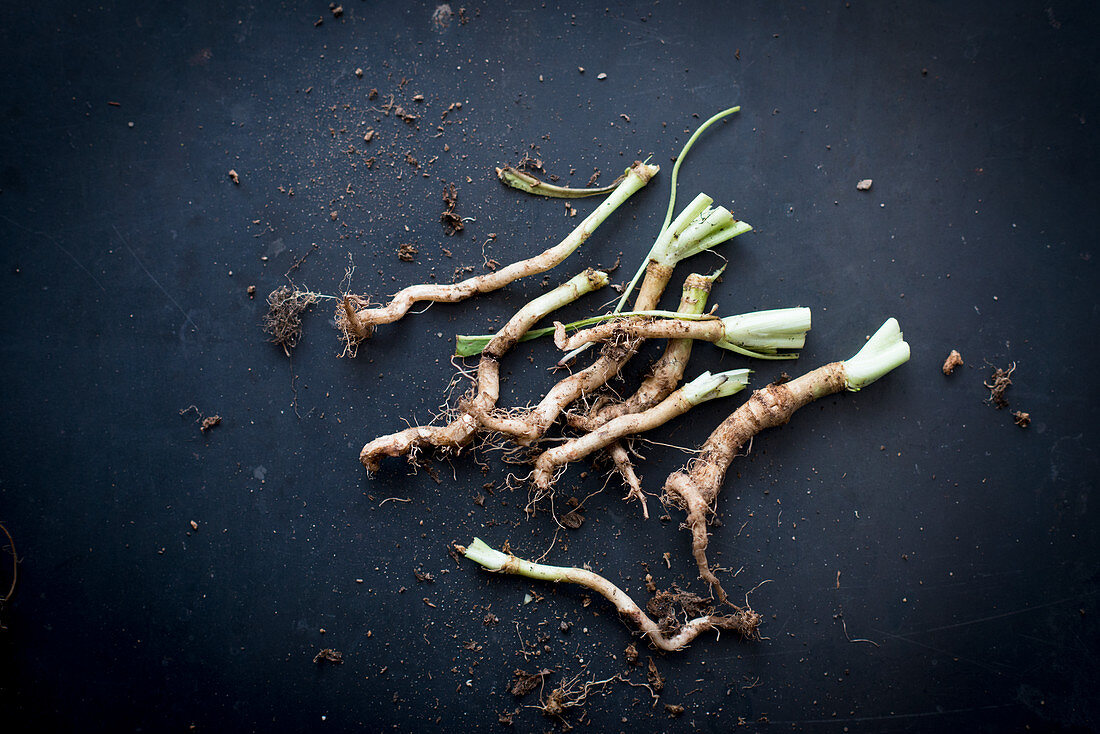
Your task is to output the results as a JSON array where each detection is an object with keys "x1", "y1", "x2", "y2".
[
  {"x1": 459, "y1": 538, "x2": 761, "y2": 652},
  {"x1": 661, "y1": 318, "x2": 910, "y2": 601},
  {"x1": 337, "y1": 160, "x2": 658, "y2": 346},
  {"x1": 571, "y1": 272, "x2": 719, "y2": 432},
  {"x1": 358, "y1": 269, "x2": 610, "y2": 471},
  {"x1": 470, "y1": 196, "x2": 750, "y2": 445},
  {"x1": 555, "y1": 307, "x2": 812, "y2": 360},
  {"x1": 531, "y1": 369, "x2": 750, "y2": 490}
]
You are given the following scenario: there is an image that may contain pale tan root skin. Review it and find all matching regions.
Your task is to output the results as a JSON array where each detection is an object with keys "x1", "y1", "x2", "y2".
[
  {"x1": 478, "y1": 551, "x2": 760, "y2": 651},
  {"x1": 556, "y1": 316, "x2": 724, "y2": 352},
  {"x1": 347, "y1": 161, "x2": 656, "y2": 334},
  {"x1": 532, "y1": 392, "x2": 692, "y2": 489},
  {"x1": 662, "y1": 364, "x2": 848, "y2": 601},
  {"x1": 608, "y1": 442, "x2": 647, "y2": 519},
  {"x1": 473, "y1": 262, "x2": 676, "y2": 445},
  {"x1": 568, "y1": 272, "x2": 714, "y2": 432},
  {"x1": 359, "y1": 270, "x2": 607, "y2": 470}
]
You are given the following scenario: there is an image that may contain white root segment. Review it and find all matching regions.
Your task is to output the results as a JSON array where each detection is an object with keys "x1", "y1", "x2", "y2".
[
  {"x1": 556, "y1": 307, "x2": 812, "y2": 358},
  {"x1": 341, "y1": 160, "x2": 658, "y2": 341},
  {"x1": 358, "y1": 269, "x2": 610, "y2": 471},
  {"x1": 662, "y1": 318, "x2": 910, "y2": 601},
  {"x1": 459, "y1": 538, "x2": 761, "y2": 652}
]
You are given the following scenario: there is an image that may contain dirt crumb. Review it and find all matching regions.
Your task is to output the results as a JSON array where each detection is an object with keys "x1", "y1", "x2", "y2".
[
  {"x1": 398, "y1": 243, "x2": 418, "y2": 262},
  {"x1": 228, "y1": 169, "x2": 240, "y2": 185},
  {"x1": 984, "y1": 363, "x2": 1015, "y2": 409},
  {"x1": 646, "y1": 657, "x2": 665, "y2": 691},
  {"x1": 441, "y1": 183, "x2": 463, "y2": 235},
  {"x1": 330, "y1": 4, "x2": 343, "y2": 17},
  {"x1": 200, "y1": 415, "x2": 222, "y2": 432},
  {"x1": 313, "y1": 648, "x2": 344, "y2": 664},
  {"x1": 247, "y1": 285, "x2": 256, "y2": 298},
  {"x1": 1013, "y1": 410, "x2": 1031, "y2": 428},
  {"x1": 624, "y1": 643, "x2": 639, "y2": 665},
  {"x1": 942, "y1": 349, "x2": 964, "y2": 375},
  {"x1": 856, "y1": 179, "x2": 873, "y2": 191},
  {"x1": 560, "y1": 509, "x2": 585, "y2": 530},
  {"x1": 509, "y1": 668, "x2": 550, "y2": 697},
  {"x1": 665, "y1": 704, "x2": 685, "y2": 717},
  {"x1": 497, "y1": 710, "x2": 514, "y2": 726}
]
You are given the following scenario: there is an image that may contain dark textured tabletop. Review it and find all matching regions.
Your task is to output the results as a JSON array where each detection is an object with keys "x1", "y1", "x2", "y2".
[{"x1": 1, "y1": 2, "x2": 1098, "y2": 731}]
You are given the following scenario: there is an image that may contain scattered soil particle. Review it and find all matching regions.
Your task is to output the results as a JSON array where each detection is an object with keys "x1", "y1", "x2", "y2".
[
  {"x1": 398, "y1": 243, "x2": 418, "y2": 261},
  {"x1": 509, "y1": 668, "x2": 550, "y2": 697},
  {"x1": 665, "y1": 704, "x2": 685, "y2": 717},
  {"x1": 646, "y1": 585, "x2": 712, "y2": 628},
  {"x1": 313, "y1": 648, "x2": 344, "y2": 664},
  {"x1": 355, "y1": 67, "x2": 363, "y2": 78},
  {"x1": 597, "y1": 72, "x2": 608, "y2": 80},
  {"x1": 560, "y1": 509, "x2": 585, "y2": 529},
  {"x1": 441, "y1": 183, "x2": 463, "y2": 235},
  {"x1": 624, "y1": 643, "x2": 639, "y2": 665},
  {"x1": 363, "y1": 128, "x2": 375, "y2": 143},
  {"x1": 228, "y1": 169, "x2": 240, "y2": 185},
  {"x1": 1013, "y1": 410, "x2": 1031, "y2": 428},
  {"x1": 368, "y1": 88, "x2": 378, "y2": 99},
  {"x1": 497, "y1": 710, "x2": 514, "y2": 726},
  {"x1": 190, "y1": 520, "x2": 199, "y2": 531},
  {"x1": 942, "y1": 349, "x2": 963, "y2": 375},
  {"x1": 394, "y1": 105, "x2": 419, "y2": 124},
  {"x1": 414, "y1": 568, "x2": 435, "y2": 583},
  {"x1": 856, "y1": 179, "x2": 873, "y2": 191},
  {"x1": 247, "y1": 285, "x2": 256, "y2": 298},
  {"x1": 483, "y1": 611, "x2": 499, "y2": 625},
  {"x1": 984, "y1": 363, "x2": 1015, "y2": 408},
  {"x1": 330, "y1": 3, "x2": 343, "y2": 17},
  {"x1": 646, "y1": 657, "x2": 665, "y2": 691},
  {"x1": 587, "y1": 169, "x2": 601, "y2": 186}
]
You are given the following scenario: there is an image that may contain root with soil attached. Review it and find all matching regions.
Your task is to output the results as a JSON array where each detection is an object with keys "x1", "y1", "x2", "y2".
[
  {"x1": 359, "y1": 269, "x2": 610, "y2": 471},
  {"x1": 459, "y1": 538, "x2": 761, "y2": 652},
  {"x1": 662, "y1": 318, "x2": 910, "y2": 601},
  {"x1": 338, "y1": 161, "x2": 657, "y2": 345}
]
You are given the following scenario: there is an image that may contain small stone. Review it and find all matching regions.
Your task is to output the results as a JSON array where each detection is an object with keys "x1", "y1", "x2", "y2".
[
  {"x1": 597, "y1": 72, "x2": 607, "y2": 80},
  {"x1": 228, "y1": 169, "x2": 240, "y2": 185},
  {"x1": 856, "y1": 179, "x2": 873, "y2": 191},
  {"x1": 355, "y1": 67, "x2": 363, "y2": 78}
]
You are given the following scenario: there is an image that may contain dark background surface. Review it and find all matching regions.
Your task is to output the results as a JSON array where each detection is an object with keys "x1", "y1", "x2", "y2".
[{"x1": 1, "y1": 1, "x2": 1098, "y2": 731}]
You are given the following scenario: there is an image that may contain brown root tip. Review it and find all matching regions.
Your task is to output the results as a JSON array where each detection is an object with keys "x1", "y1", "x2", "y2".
[
  {"x1": 359, "y1": 448, "x2": 381, "y2": 473},
  {"x1": 343, "y1": 297, "x2": 366, "y2": 339},
  {"x1": 552, "y1": 321, "x2": 569, "y2": 350}
]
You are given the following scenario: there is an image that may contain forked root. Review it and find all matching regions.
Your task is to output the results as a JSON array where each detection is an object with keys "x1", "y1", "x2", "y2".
[
  {"x1": 359, "y1": 269, "x2": 610, "y2": 471},
  {"x1": 608, "y1": 442, "x2": 647, "y2": 519},
  {"x1": 459, "y1": 538, "x2": 761, "y2": 652},
  {"x1": 530, "y1": 369, "x2": 749, "y2": 491}
]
